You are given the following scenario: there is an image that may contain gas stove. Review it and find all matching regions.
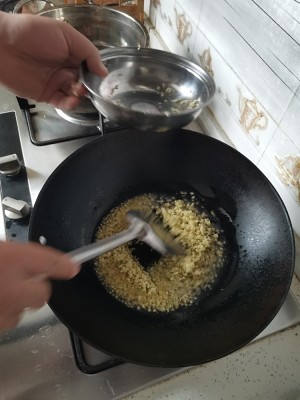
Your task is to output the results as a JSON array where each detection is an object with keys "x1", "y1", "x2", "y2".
[{"x1": 1, "y1": 86, "x2": 300, "y2": 400}]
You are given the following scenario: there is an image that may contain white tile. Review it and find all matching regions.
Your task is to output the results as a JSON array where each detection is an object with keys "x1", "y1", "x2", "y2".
[
  {"x1": 152, "y1": 0, "x2": 299, "y2": 125},
  {"x1": 295, "y1": 234, "x2": 300, "y2": 277},
  {"x1": 196, "y1": 107, "x2": 235, "y2": 147},
  {"x1": 199, "y1": 0, "x2": 295, "y2": 124},
  {"x1": 208, "y1": 93, "x2": 232, "y2": 134},
  {"x1": 146, "y1": 0, "x2": 300, "y2": 239},
  {"x1": 280, "y1": 92, "x2": 300, "y2": 149},
  {"x1": 209, "y1": 96, "x2": 261, "y2": 165},
  {"x1": 222, "y1": 111, "x2": 262, "y2": 165},
  {"x1": 263, "y1": 127, "x2": 300, "y2": 206},
  {"x1": 175, "y1": 0, "x2": 203, "y2": 28},
  {"x1": 147, "y1": 0, "x2": 160, "y2": 26},
  {"x1": 144, "y1": 0, "x2": 150, "y2": 15},
  {"x1": 222, "y1": 0, "x2": 300, "y2": 88},
  {"x1": 148, "y1": 28, "x2": 169, "y2": 51},
  {"x1": 258, "y1": 157, "x2": 300, "y2": 237},
  {"x1": 168, "y1": 1, "x2": 198, "y2": 57},
  {"x1": 154, "y1": 7, "x2": 188, "y2": 57},
  {"x1": 192, "y1": 30, "x2": 234, "y2": 115},
  {"x1": 234, "y1": 85, "x2": 277, "y2": 155},
  {"x1": 193, "y1": 29, "x2": 277, "y2": 156},
  {"x1": 157, "y1": 0, "x2": 176, "y2": 30}
]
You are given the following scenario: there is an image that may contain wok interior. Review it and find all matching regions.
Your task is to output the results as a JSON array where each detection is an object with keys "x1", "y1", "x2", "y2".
[
  {"x1": 29, "y1": 129, "x2": 295, "y2": 367},
  {"x1": 92, "y1": 185, "x2": 239, "y2": 298}
]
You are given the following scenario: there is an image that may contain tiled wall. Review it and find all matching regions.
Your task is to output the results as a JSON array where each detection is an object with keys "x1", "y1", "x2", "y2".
[{"x1": 144, "y1": 0, "x2": 300, "y2": 248}]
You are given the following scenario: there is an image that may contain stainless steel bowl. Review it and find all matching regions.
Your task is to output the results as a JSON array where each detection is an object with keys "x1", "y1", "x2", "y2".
[
  {"x1": 38, "y1": 5, "x2": 149, "y2": 123},
  {"x1": 13, "y1": 0, "x2": 54, "y2": 14},
  {"x1": 81, "y1": 47, "x2": 216, "y2": 132},
  {"x1": 38, "y1": 5, "x2": 149, "y2": 50}
]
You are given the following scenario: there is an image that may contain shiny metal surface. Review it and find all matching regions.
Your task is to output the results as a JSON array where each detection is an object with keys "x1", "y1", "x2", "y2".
[
  {"x1": 68, "y1": 209, "x2": 184, "y2": 264},
  {"x1": 13, "y1": 0, "x2": 54, "y2": 14},
  {"x1": 81, "y1": 47, "x2": 216, "y2": 132},
  {"x1": 0, "y1": 153, "x2": 22, "y2": 176},
  {"x1": 0, "y1": 86, "x2": 300, "y2": 399},
  {"x1": 0, "y1": 305, "x2": 182, "y2": 400},
  {"x1": 38, "y1": 5, "x2": 149, "y2": 50},
  {"x1": 55, "y1": 107, "x2": 100, "y2": 126},
  {"x1": 39, "y1": 5, "x2": 150, "y2": 120},
  {"x1": 1, "y1": 293, "x2": 300, "y2": 400},
  {"x1": 2, "y1": 196, "x2": 31, "y2": 220}
]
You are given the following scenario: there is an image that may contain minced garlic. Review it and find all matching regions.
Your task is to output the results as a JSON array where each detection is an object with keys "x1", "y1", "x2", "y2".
[{"x1": 94, "y1": 193, "x2": 225, "y2": 312}]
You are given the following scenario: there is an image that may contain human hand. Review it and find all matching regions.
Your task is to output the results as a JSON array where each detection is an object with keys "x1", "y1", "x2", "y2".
[
  {"x1": 0, "y1": 241, "x2": 80, "y2": 331},
  {"x1": 0, "y1": 11, "x2": 107, "y2": 110}
]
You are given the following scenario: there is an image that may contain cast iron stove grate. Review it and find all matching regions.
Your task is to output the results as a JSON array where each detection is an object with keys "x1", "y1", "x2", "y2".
[
  {"x1": 70, "y1": 331, "x2": 124, "y2": 374},
  {"x1": 16, "y1": 97, "x2": 124, "y2": 146}
]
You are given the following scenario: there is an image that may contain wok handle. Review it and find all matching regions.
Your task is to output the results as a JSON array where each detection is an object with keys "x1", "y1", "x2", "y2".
[{"x1": 68, "y1": 227, "x2": 139, "y2": 264}]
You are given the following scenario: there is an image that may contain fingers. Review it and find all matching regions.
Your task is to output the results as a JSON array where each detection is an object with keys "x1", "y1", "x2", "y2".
[
  {"x1": 23, "y1": 279, "x2": 52, "y2": 309},
  {"x1": 0, "y1": 314, "x2": 20, "y2": 331},
  {"x1": 25, "y1": 243, "x2": 81, "y2": 280},
  {"x1": 69, "y1": 81, "x2": 87, "y2": 97},
  {"x1": 0, "y1": 280, "x2": 51, "y2": 331},
  {"x1": 0, "y1": 241, "x2": 79, "y2": 331},
  {"x1": 85, "y1": 54, "x2": 108, "y2": 78},
  {"x1": 0, "y1": 241, "x2": 81, "y2": 280},
  {"x1": 44, "y1": 69, "x2": 89, "y2": 110},
  {"x1": 49, "y1": 91, "x2": 82, "y2": 110},
  {"x1": 62, "y1": 21, "x2": 108, "y2": 78},
  {"x1": 44, "y1": 253, "x2": 81, "y2": 281},
  {"x1": 49, "y1": 81, "x2": 88, "y2": 110}
]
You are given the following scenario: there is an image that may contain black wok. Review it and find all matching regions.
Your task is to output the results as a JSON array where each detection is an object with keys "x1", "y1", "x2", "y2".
[{"x1": 28, "y1": 129, "x2": 295, "y2": 367}]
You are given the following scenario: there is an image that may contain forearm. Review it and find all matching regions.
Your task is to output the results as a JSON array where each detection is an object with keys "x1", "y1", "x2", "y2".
[
  {"x1": 0, "y1": 11, "x2": 27, "y2": 90},
  {"x1": 0, "y1": 11, "x2": 58, "y2": 99},
  {"x1": 0, "y1": 12, "x2": 15, "y2": 83},
  {"x1": 0, "y1": 10, "x2": 106, "y2": 107}
]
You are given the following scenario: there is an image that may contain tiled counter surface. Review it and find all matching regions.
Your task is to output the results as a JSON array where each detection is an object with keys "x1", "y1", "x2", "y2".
[{"x1": 123, "y1": 280, "x2": 300, "y2": 400}]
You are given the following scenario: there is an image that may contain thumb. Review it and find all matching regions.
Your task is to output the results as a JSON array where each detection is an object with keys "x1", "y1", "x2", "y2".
[
  {"x1": 85, "y1": 55, "x2": 108, "y2": 77},
  {"x1": 63, "y1": 21, "x2": 108, "y2": 77}
]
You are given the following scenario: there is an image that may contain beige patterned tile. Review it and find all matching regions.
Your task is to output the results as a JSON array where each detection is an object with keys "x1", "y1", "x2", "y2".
[
  {"x1": 258, "y1": 156, "x2": 300, "y2": 237},
  {"x1": 263, "y1": 127, "x2": 300, "y2": 206}
]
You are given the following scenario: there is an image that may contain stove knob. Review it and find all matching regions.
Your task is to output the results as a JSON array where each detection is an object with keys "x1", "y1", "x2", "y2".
[
  {"x1": 0, "y1": 154, "x2": 22, "y2": 177},
  {"x1": 2, "y1": 197, "x2": 31, "y2": 220}
]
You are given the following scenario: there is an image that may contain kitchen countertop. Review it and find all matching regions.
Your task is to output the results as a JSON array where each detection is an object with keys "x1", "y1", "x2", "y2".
[{"x1": 123, "y1": 282, "x2": 300, "y2": 400}]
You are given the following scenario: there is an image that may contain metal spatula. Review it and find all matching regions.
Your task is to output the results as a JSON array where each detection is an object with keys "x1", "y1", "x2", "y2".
[{"x1": 68, "y1": 210, "x2": 185, "y2": 265}]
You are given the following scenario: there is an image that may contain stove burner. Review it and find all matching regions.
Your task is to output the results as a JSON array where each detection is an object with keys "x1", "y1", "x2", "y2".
[
  {"x1": 55, "y1": 108, "x2": 100, "y2": 127},
  {"x1": 16, "y1": 97, "x2": 123, "y2": 146}
]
